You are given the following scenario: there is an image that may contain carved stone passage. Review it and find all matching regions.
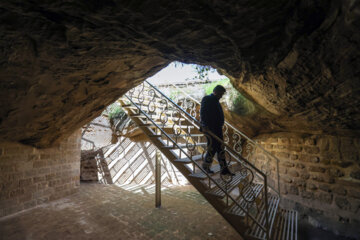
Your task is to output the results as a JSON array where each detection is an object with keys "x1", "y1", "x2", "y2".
[{"x1": 0, "y1": 1, "x2": 359, "y2": 147}]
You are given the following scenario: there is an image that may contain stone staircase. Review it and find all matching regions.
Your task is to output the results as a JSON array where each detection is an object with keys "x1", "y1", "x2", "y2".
[{"x1": 118, "y1": 80, "x2": 297, "y2": 240}]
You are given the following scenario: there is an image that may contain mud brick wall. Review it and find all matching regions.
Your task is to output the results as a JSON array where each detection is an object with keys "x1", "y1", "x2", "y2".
[
  {"x1": 252, "y1": 133, "x2": 360, "y2": 237},
  {"x1": 0, "y1": 130, "x2": 81, "y2": 217}
]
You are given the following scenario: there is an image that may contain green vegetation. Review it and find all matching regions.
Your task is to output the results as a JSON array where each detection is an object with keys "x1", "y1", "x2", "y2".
[
  {"x1": 204, "y1": 79, "x2": 255, "y2": 115},
  {"x1": 169, "y1": 89, "x2": 183, "y2": 100},
  {"x1": 204, "y1": 78, "x2": 230, "y2": 95},
  {"x1": 106, "y1": 103, "x2": 125, "y2": 122}
]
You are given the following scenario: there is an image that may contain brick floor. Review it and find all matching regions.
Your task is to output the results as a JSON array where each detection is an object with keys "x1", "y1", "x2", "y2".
[{"x1": 0, "y1": 183, "x2": 241, "y2": 240}]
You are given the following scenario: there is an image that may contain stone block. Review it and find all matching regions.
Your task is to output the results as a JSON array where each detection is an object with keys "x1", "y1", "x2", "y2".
[
  {"x1": 38, "y1": 168, "x2": 51, "y2": 174},
  {"x1": 279, "y1": 166, "x2": 287, "y2": 174},
  {"x1": 333, "y1": 187, "x2": 347, "y2": 196},
  {"x1": 300, "y1": 172, "x2": 310, "y2": 180},
  {"x1": 18, "y1": 192, "x2": 32, "y2": 202},
  {"x1": 37, "y1": 182, "x2": 49, "y2": 190},
  {"x1": 268, "y1": 138, "x2": 278, "y2": 144},
  {"x1": 27, "y1": 154, "x2": 40, "y2": 161},
  {"x1": 281, "y1": 175, "x2": 293, "y2": 183},
  {"x1": 287, "y1": 185, "x2": 299, "y2": 195},
  {"x1": 9, "y1": 188, "x2": 25, "y2": 198},
  {"x1": 310, "y1": 174, "x2": 324, "y2": 183},
  {"x1": 46, "y1": 173, "x2": 56, "y2": 181},
  {"x1": 329, "y1": 138, "x2": 340, "y2": 152},
  {"x1": 348, "y1": 190, "x2": 360, "y2": 199},
  {"x1": 290, "y1": 154, "x2": 298, "y2": 160},
  {"x1": 288, "y1": 146, "x2": 302, "y2": 152},
  {"x1": 281, "y1": 161, "x2": 294, "y2": 168},
  {"x1": 288, "y1": 169, "x2": 299, "y2": 177},
  {"x1": 293, "y1": 179, "x2": 306, "y2": 187},
  {"x1": 315, "y1": 192, "x2": 333, "y2": 204},
  {"x1": 335, "y1": 197, "x2": 351, "y2": 211},
  {"x1": 318, "y1": 184, "x2": 332, "y2": 192},
  {"x1": 290, "y1": 138, "x2": 303, "y2": 145},
  {"x1": 310, "y1": 156, "x2": 320, "y2": 163},
  {"x1": 23, "y1": 200, "x2": 36, "y2": 209},
  {"x1": 350, "y1": 170, "x2": 360, "y2": 180},
  {"x1": 274, "y1": 145, "x2": 286, "y2": 150},
  {"x1": 340, "y1": 137, "x2": 355, "y2": 153},
  {"x1": 304, "y1": 139, "x2": 316, "y2": 145},
  {"x1": 328, "y1": 168, "x2": 344, "y2": 178},
  {"x1": 25, "y1": 169, "x2": 37, "y2": 178},
  {"x1": 319, "y1": 158, "x2": 330, "y2": 165},
  {"x1": 308, "y1": 166, "x2": 326, "y2": 173},
  {"x1": 295, "y1": 163, "x2": 305, "y2": 169},
  {"x1": 19, "y1": 178, "x2": 33, "y2": 187},
  {"x1": 301, "y1": 191, "x2": 314, "y2": 199},
  {"x1": 33, "y1": 161, "x2": 47, "y2": 168},
  {"x1": 333, "y1": 160, "x2": 353, "y2": 168},
  {"x1": 279, "y1": 137, "x2": 289, "y2": 145},
  {"x1": 36, "y1": 197, "x2": 49, "y2": 205},
  {"x1": 33, "y1": 176, "x2": 46, "y2": 183},
  {"x1": 341, "y1": 151, "x2": 358, "y2": 163},
  {"x1": 304, "y1": 146, "x2": 320, "y2": 154},
  {"x1": 265, "y1": 144, "x2": 273, "y2": 150},
  {"x1": 318, "y1": 138, "x2": 329, "y2": 151},
  {"x1": 275, "y1": 152, "x2": 290, "y2": 160}
]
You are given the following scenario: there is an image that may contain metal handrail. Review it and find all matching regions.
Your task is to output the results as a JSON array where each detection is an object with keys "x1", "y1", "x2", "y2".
[
  {"x1": 123, "y1": 95, "x2": 267, "y2": 233},
  {"x1": 124, "y1": 81, "x2": 273, "y2": 238},
  {"x1": 159, "y1": 80, "x2": 280, "y2": 195},
  {"x1": 146, "y1": 80, "x2": 267, "y2": 178}
]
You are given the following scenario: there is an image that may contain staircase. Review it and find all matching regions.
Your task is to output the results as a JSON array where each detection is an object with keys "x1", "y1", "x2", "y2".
[{"x1": 118, "y1": 80, "x2": 297, "y2": 240}]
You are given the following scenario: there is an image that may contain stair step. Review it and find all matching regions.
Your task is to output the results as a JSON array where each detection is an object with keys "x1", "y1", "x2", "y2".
[
  {"x1": 205, "y1": 172, "x2": 248, "y2": 198},
  {"x1": 245, "y1": 195, "x2": 280, "y2": 240},
  {"x1": 188, "y1": 162, "x2": 236, "y2": 179},
  {"x1": 149, "y1": 134, "x2": 162, "y2": 138},
  {"x1": 138, "y1": 122, "x2": 194, "y2": 129},
  {"x1": 130, "y1": 113, "x2": 188, "y2": 122},
  {"x1": 174, "y1": 154, "x2": 203, "y2": 163},
  {"x1": 120, "y1": 103, "x2": 132, "y2": 107},
  {"x1": 161, "y1": 142, "x2": 207, "y2": 149},
  {"x1": 163, "y1": 133, "x2": 204, "y2": 138},
  {"x1": 225, "y1": 183, "x2": 264, "y2": 215},
  {"x1": 271, "y1": 209, "x2": 297, "y2": 240}
]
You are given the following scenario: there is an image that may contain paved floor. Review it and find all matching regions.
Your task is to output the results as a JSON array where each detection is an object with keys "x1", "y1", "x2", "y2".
[
  {"x1": 0, "y1": 183, "x2": 354, "y2": 240},
  {"x1": 0, "y1": 183, "x2": 240, "y2": 240}
]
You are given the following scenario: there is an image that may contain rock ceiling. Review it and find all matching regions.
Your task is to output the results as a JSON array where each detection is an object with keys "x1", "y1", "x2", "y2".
[{"x1": 0, "y1": 0, "x2": 359, "y2": 147}]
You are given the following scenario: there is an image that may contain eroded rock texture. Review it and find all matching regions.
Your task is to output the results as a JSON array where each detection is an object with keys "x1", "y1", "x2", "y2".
[{"x1": 0, "y1": 0, "x2": 359, "y2": 147}]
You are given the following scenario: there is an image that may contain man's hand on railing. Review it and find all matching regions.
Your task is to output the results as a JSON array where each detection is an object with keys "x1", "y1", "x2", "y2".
[{"x1": 200, "y1": 125, "x2": 209, "y2": 133}]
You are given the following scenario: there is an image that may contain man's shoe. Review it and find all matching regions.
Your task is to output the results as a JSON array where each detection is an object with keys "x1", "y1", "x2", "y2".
[
  {"x1": 202, "y1": 164, "x2": 215, "y2": 174},
  {"x1": 221, "y1": 168, "x2": 235, "y2": 176}
]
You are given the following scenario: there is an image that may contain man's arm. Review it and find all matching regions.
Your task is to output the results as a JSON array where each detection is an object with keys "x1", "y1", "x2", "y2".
[{"x1": 200, "y1": 96, "x2": 211, "y2": 129}]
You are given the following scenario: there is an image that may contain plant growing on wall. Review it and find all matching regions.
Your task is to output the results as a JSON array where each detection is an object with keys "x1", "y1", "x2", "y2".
[{"x1": 204, "y1": 79, "x2": 254, "y2": 115}]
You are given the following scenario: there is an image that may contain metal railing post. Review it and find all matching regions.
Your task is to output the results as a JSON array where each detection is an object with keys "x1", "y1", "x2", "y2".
[{"x1": 155, "y1": 149, "x2": 161, "y2": 208}]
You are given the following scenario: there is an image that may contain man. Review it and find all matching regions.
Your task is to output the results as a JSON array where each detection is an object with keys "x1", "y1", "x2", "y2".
[{"x1": 200, "y1": 85, "x2": 234, "y2": 176}]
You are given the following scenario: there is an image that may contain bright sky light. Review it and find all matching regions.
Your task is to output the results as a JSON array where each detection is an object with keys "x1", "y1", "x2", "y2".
[{"x1": 147, "y1": 62, "x2": 228, "y2": 84}]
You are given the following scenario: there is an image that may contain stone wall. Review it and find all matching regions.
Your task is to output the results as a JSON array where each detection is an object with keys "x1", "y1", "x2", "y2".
[
  {"x1": 0, "y1": 130, "x2": 81, "y2": 218},
  {"x1": 252, "y1": 133, "x2": 360, "y2": 237}
]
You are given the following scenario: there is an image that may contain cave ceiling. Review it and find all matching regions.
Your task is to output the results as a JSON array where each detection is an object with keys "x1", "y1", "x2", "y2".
[{"x1": 0, "y1": 0, "x2": 359, "y2": 147}]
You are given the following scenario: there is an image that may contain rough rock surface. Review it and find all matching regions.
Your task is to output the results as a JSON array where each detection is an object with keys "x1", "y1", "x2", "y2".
[{"x1": 0, "y1": 0, "x2": 359, "y2": 147}]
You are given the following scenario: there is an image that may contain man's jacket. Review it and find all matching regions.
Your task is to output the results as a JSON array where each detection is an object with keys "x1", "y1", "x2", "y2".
[{"x1": 200, "y1": 94, "x2": 224, "y2": 133}]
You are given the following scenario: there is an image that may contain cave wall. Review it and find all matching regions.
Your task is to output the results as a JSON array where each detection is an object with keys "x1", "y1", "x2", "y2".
[
  {"x1": 0, "y1": 130, "x2": 81, "y2": 217},
  {"x1": 252, "y1": 133, "x2": 360, "y2": 237},
  {"x1": 0, "y1": 0, "x2": 359, "y2": 235},
  {"x1": 0, "y1": 0, "x2": 359, "y2": 147}
]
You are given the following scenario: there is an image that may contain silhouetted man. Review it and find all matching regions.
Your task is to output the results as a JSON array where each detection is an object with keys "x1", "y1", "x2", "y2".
[{"x1": 200, "y1": 85, "x2": 234, "y2": 176}]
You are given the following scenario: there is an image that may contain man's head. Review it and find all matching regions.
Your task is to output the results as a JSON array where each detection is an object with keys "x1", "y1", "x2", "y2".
[{"x1": 213, "y1": 85, "x2": 226, "y2": 99}]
